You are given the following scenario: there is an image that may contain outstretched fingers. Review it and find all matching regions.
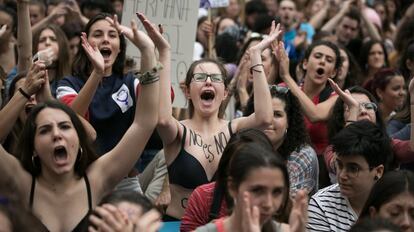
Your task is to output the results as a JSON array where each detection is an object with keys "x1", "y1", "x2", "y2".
[{"x1": 136, "y1": 12, "x2": 170, "y2": 50}]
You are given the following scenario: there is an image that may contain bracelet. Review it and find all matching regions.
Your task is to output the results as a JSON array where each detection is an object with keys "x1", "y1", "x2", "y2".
[
  {"x1": 18, "y1": 88, "x2": 31, "y2": 100},
  {"x1": 250, "y1": 63, "x2": 264, "y2": 75},
  {"x1": 345, "y1": 120, "x2": 356, "y2": 123},
  {"x1": 135, "y1": 62, "x2": 163, "y2": 85}
]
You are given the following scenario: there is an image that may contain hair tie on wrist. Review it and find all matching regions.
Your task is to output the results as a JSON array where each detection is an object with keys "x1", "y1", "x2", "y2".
[
  {"x1": 18, "y1": 88, "x2": 31, "y2": 100},
  {"x1": 250, "y1": 63, "x2": 264, "y2": 75}
]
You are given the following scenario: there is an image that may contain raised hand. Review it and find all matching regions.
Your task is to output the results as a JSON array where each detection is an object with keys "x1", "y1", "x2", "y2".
[
  {"x1": 136, "y1": 13, "x2": 170, "y2": 52},
  {"x1": 36, "y1": 69, "x2": 53, "y2": 103},
  {"x1": 272, "y1": 41, "x2": 290, "y2": 80},
  {"x1": 105, "y1": 14, "x2": 154, "y2": 51},
  {"x1": 241, "y1": 192, "x2": 261, "y2": 232},
  {"x1": 80, "y1": 32, "x2": 105, "y2": 75},
  {"x1": 23, "y1": 61, "x2": 47, "y2": 96},
  {"x1": 289, "y1": 190, "x2": 308, "y2": 232},
  {"x1": 88, "y1": 204, "x2": 133, "y2": 232},
  {"x1": 49, "y1": 3, "x2": 68, "y2": 20},
  {"x1": 328, "y1": 78, "x2": 358, "y2": 108},
  {"x1": 250, "y1": 21, "x2": 282, "y2": 52}
]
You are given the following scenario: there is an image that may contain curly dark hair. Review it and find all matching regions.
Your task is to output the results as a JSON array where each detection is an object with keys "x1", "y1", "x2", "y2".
[{"x1": 244, "y1": 87, "x2": 310, "y2": 159}]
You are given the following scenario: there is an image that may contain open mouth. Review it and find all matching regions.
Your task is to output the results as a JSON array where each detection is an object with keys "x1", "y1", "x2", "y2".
[
  {"x1": 24, "y1": 104, "x2": 35, "y2": 115},
  {"x1": 316, "y1": 68, "x2": 325, "y2": 76},
  {"x1": 200, "y1": 90, "x2": 215, "y2": 101},
  {"x1": 100, "y1": 48, "x2": 112, "y2": 59},
  {"x1": 54, "y1": 145, "x2": 68, "y2": 163}
]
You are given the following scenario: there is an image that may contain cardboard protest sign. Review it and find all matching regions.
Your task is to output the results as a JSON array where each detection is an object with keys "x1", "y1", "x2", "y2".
[{"x1": 122, "y1": 0, "x2": 199, "y2": 107}]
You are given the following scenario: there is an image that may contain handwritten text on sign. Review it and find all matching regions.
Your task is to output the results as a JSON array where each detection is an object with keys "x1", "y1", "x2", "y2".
[{"x1": 122, "y1": 0, "x2": 199, "y2": 107}]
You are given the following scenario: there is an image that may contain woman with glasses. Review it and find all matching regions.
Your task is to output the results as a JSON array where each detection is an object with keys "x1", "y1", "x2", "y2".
[
  {"x1": 156, "y1": 21, "x2": 280, "y2": 220},
  {"x1": 358, "y1": 170, "x2": 414, "y2": 232},
  {"x1": 325, "y1": 82, "x2": 414, "y2": 183},
  {"x1": 244, "y1": 85, "x2": 319, "y2": 197}
]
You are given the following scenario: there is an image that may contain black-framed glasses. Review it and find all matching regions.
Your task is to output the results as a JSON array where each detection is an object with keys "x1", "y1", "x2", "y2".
[
  {"x1": 192, "y1": 73, "x2": 224, "y2": 83},
  {"x1": 269, "y1": 85, "x2": 289, "y2": 95},
  {"x1": 335, "y1": 159, "x2": 374, "y2": 178}
]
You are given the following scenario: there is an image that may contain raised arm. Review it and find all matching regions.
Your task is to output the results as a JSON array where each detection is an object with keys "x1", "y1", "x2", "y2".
[
  {"x1": 0, "y1": 145, "x2": 31, "y2": 200},
  {"x1": 0, "y1": 62, "x2": 46, "y2": 142},
  {"x1": 16, "y1": 0, "x2": 32, "y2": 72},
  {"x1": 308, "y1": 0, "x2": 330, "y2": 30},
  {"x1": 359, "y1": 4, "x2": 381, "y2": 41},
  {"x1": 231, "y1": 22, "x2": 280, "y2": 131},
  {"x1": 135, "y1": 15, "x2": 179, "y2": 146},
  {"x1": 321, "y1": 0, "x2": 354, "y2": 32},
  {"x1": 274, "y1": 42, "x2": 337, "y2": 122},
  {"x1": 88, "y1": 13, "x2": 159, "y2": 197},
  {"x1": 67, "y1": 32, "x2": 105, "y2": 116},
  {"x1": 31, "y1": 3, "x2": 68, "y2": 34}
]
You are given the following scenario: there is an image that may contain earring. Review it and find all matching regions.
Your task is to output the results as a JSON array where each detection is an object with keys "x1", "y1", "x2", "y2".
[
  {"x1": 374, "y1": 176, "x2": 379, "y2": 181},
  {"x1": 32, "y1": 156, "x2": 38, "y2": 168},
  {"x1": 284, "y1": 129, "x2": 288, "y2": 137},
  {"x1": 77, "y1": 147, "x2": 83, "y2": 162}
]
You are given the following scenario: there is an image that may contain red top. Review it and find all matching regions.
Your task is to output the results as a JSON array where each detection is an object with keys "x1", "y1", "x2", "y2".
[
  {"x1": 303, "y1": 87, "x2": 336, "y2": 155},
  {"x1": 180, "y1": 182, "x2": 228, "y2": 232}
]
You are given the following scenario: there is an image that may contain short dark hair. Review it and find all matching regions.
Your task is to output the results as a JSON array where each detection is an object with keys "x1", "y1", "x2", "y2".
[
  {"x1": 342, "y1": 7, "x2": 361, "y2": 26},
  {"x1": 331, "y1": 120, "x2": 393, "y2": 171},
  {"x1": 17, "y1": 100, "x2": 98, "y2": 177},
  {"x1": 359, "y1": 170, "x2": 414, "y2": 219},
  {"x1": 184, "y1": 58, "x2": 228, "y2": 118},
  {"x1": 301, "y1": 40, "x2": 341, "y2": 79},
  {"x1": 100, "y1": 191, "x2": 155, "y2": 214},
  {"x1": 72, "y1": 13, "x2": 126, "y2": 80}
]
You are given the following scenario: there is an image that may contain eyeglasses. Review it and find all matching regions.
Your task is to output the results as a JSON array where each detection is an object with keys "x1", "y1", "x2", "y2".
[
  {"x1": 192, "y1": 73, "x2": 224, "y2": 83},
  {"x1": 359, "y1": 102, "x2": 377, "y2": 112},
  {"x1": 345, "y1": 102, "x2": 378, "y2": 112},
  {"x1": 335, "y1": 160, "x2": 373, "y2": 178},
  {"x1": 269, "y1": 85, "x2": 289, "y2": 95}
]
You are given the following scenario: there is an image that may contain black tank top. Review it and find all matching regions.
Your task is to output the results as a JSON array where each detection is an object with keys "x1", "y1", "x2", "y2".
[{"x1": 29, "y1": 174, "x2": 93, "y2": 232}]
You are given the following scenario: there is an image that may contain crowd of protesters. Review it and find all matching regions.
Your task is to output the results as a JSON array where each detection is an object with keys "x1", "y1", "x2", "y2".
[{"x1": 0, "y1": 0, "x2": 413, "y2": 231}]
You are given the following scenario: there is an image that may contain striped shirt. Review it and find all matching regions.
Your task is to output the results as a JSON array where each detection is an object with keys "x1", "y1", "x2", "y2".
[{"x1": 307, "y1": 184, "x2": 357, "y2": 232}]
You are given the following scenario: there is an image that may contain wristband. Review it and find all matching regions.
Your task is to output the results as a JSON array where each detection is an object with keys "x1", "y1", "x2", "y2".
[
  {"x1": 18, "y1": 88, "x2": 31, "y2": 100},
  {"x1": 345, "y1": 120, "x2": 356, "y2": 123},
  {"x1": 135, "y1": 62, "x2": 163, "y2": 85}
]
